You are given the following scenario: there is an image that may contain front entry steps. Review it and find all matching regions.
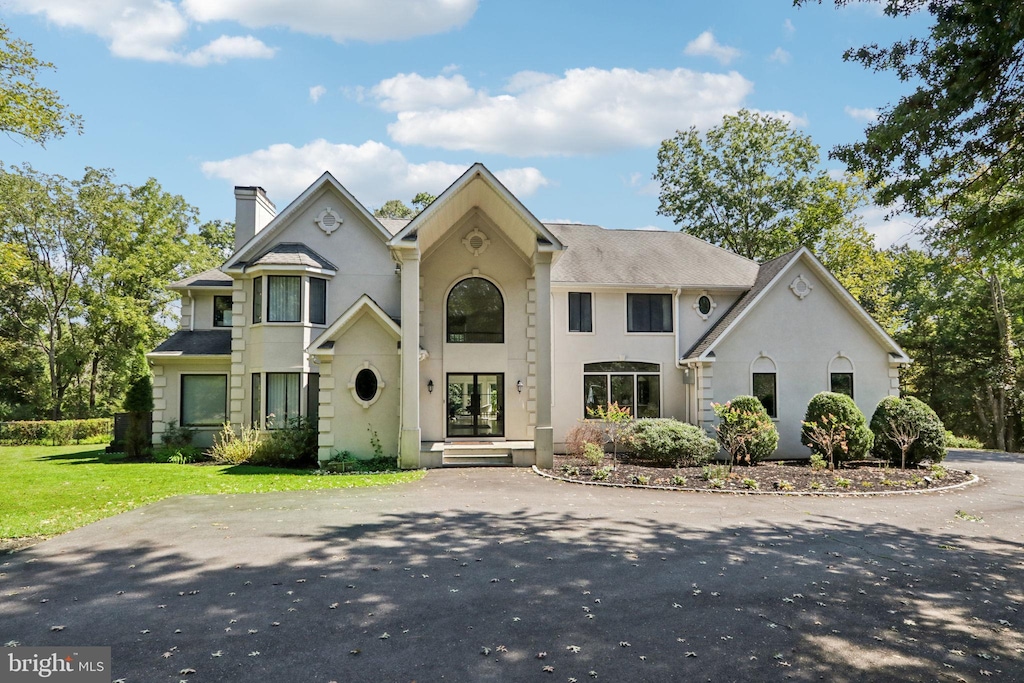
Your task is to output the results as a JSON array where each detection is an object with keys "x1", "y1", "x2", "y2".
[{"x1": 424, "y1": 441, "x2": 536, "y2": 468}]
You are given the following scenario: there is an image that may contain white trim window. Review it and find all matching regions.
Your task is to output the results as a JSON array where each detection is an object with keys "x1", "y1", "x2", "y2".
[
  {"x1": 268, "y1": 276, "x2": 302, "y2": 323},
  {"x1": 213, "y1": 295, "x2": 233, "y2": 327},
  {"x1": 583, "y1": 361, "x2": 661, "y2": 419},
  {"x1": 180, "y1": 374, "x2": 227, "y2": 427},
  {"x1": 568, "y1": 292, "x2": 593, "y2": 333},
  {"x1": 266, "y1": 372, "x2": 300, "y2": 427},
  {"x1": 751, "y1": 355, "x2": 778, "y2": 418},
  {"x1": 829, "y1": 355, "x2": 855, "y2": 398},
  {"x1": 627, "y1": 293, "x2": 672, "y2": 333}
]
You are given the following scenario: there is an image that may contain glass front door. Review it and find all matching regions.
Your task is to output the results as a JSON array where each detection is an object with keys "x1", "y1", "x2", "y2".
[{"x1": 447, "y1": 373, "x2": 504, "y2": 438}]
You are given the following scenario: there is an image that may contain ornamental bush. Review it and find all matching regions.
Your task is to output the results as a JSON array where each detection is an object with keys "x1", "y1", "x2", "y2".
[
  {"x1": 623, "y1": 418, "x2": 719, "y2": 467},
  {"x1": 801, "y1": 392, "x2": 873, "y2": 464},
  {"x1": 713, "y1": 396, "x2": 778, "y2": 466},
  {"x1": 870, "y1": 395, "x2": 946, "y2": 467}
]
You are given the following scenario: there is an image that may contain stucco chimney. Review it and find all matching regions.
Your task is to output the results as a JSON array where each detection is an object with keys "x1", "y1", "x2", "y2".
[{"x1": 234, "y1": 186, "x2": 276, "y2": 251}]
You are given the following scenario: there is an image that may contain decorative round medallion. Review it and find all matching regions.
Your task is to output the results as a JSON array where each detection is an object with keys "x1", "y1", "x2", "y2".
[
  {"x1": 462, "y1": 229, "x2": 490, "y2": 256},
  {"x1": 316, "y1": 208, "x2": 342, "y2": 235},
  {"x1": 789, "y1": 274, "x2": 813, "y2": 300}
]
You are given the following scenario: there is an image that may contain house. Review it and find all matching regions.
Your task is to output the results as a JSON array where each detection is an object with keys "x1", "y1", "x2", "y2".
[{"x1": 148, "y1": 163, "x2": 910, "y2": 467}]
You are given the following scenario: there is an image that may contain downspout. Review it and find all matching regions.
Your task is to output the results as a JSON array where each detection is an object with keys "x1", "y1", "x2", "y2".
[
  {"x1": 188, "y1": 289, "x2": 194, "y2": 331},
  {"x1": 673, "y1": 288, "x2": 684, "y2": 370}
]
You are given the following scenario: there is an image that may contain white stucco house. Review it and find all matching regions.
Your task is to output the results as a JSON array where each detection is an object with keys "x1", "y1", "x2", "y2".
[{"x1": 148, "y1": 163, "x2": 910, "y2": 468}]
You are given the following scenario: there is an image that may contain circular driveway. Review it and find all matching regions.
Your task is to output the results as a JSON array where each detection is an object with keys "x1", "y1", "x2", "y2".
[{"x1": 2, "y1": 450, "x2": 1022, "y2": 682}]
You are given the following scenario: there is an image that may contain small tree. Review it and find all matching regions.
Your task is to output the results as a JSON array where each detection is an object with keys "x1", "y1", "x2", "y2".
[
  {"x1": 712, "y1": 397, "x2": 778, "y2": 469},
  {"x1": 801, "y1": 413, "x2": 848, "y2": 471},
  {"x1": 801, "y1": 392, "x2": 873, "y2": 464},
  {"x1": 870, "y1": 395, "x2": 946, "y2": 468},
  {"x1": 123, "y1": 372, "x2": 153, "y2": 460},
  {"x1": 587, "y1": 402, "x2": 632, "y2": 465}
]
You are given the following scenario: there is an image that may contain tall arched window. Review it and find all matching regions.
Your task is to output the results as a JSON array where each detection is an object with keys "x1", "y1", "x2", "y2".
[{"x1": 447, "y1": 277, "x2": 504, "y2": 343}]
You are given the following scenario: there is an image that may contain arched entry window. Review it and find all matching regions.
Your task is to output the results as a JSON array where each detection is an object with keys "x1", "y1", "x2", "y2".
[{"x1": 447, "y1": 277, "x2": 504, "y2": 343}]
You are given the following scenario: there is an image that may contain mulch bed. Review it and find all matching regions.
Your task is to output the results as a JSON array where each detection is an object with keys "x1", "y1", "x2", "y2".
[{"x1": 548, "y1": 454, "x2": 974, "y2": 494}]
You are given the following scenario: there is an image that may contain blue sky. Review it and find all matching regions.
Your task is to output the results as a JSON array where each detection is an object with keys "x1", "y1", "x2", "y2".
[{"x1": 2, "y1": 1, "x2": 928, "y2": 247}]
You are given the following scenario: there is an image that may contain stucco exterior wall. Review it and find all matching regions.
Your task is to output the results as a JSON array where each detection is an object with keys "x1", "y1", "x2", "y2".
[
  {"x1": 710, "y1": 255, "x2": 897, "y2": 458},
  {"x1": 150, "y1": 358, "x2": 231, "y2": 448},
  {"x1": 316, "y1": 313, "x2": 400, "y2": 460},
  {"x1": 419, "y1": 214, "x2": 533, "y2": 442}
]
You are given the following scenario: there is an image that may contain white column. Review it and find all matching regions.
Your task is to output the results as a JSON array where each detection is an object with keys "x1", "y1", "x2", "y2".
[
  {"x1": 533, "y1": 251, "x2": 554, "y2": 468},
  {"x1": 398, "y1": 250, "x2": 421, "y2": 468}
]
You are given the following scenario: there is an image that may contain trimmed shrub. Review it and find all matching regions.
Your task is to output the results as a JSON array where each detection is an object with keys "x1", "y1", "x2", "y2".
[
  {"x1": 0, "y1": 418, "x2": 113, "y2": 445},
  {"x1": 123, "y1": 374, "x2": 154, "y2": 460},
  {"x1": 623, "y1": 418, "x2": 719, "y2": 467},
  {"x1": 582, "y1": 442, "x2": 605, "y2": 467},
  {"x1": 801, "y1": 392, "x2": 872, "y2": 464},
  {"x1": 209, "y1": 423, "x2": 263, "y2": 465},
  {"x1": 564, "y1": 422, "x2": 605, "y2": 458},
  {"x1": 713, "y1": 396, "x2": 779, "y2": 466},
  {"x1": 870, "y1": 396, "x2": 946, "y2": 467},
  {"x1": 252, "y1": 416, "x2": 318, "y2": 468}
]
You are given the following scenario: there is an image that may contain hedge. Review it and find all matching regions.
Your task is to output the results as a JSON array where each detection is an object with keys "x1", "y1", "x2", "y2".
[{"x1": 0, "y1": 418, "x2": 114, "y2": 446}]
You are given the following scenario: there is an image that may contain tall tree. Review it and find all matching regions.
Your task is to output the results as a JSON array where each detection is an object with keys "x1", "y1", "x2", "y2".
[
  {"x1": 795, "y1": 0, "x2": 1024, "y2": 249},
  {"x1": 0, "y1": 21, "x2": 82, "y2": 145},
  {"x1": 374, "y1": 199, "x2": 413, "y2": 220},
  {"x1": 0, "y1": 164, "x2": 215, "y2": 418}
]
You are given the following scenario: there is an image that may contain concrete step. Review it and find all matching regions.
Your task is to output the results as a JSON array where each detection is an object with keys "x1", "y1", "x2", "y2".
[{"x1": 442, "y1": 452, "x2": 513, "y2": 467}]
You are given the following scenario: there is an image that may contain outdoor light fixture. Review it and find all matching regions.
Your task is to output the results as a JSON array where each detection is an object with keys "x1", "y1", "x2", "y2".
[
  {"x1": 516, "y1": 380, "x2": 524, "y2": 393},
  {"x1": 427, "y1": 379, "x2": 434, "y2": 393},
  {"x1": 394, "y1": 264, "x2": 401, "y2": 275}
]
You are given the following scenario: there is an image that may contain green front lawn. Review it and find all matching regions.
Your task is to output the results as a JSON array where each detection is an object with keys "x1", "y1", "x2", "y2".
[{"x1": 0, "y1": 444, "x2": 424, "y2": 541}]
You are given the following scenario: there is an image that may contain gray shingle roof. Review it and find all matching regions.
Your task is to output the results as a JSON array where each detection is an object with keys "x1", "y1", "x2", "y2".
[
  {"x1": 547, "y1": 224, "x2": 759, "y2": 288},
  {"x1": 377, "y1": 218, "x2": 411, "y2": 235},
  {"x1": 250, "y1": 243, "x2": 337, "y2": 270},
  {"x1": 151, "y1": 330, "x2": 232, "y2": 356},
  {"x1": 168, "y1": 268, "x2": 233, "y2": 289},
  {"x1": 683, "y1": 249, "x2": 801, "y2": 360}
]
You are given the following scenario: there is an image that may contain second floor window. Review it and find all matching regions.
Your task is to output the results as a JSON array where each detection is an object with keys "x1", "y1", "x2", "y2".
[
  {"x1": 310, "y1": 277, "x2": 327, "y2": 325},
  {"x1": 627, "y1": 293, "x2": 672, "y2": 333},
  {"x1": 568, "y1": 292, "x2": 592, "y2": 333},
  {"x1": 213, "y1": 295, "x2": 232, "y2": 327},
  {"x1": 447, "y1": 277, "x2": 504, "y2": 343},
  {"x1": 268, "y1": 275, "x2": 301, "y2": 322}
]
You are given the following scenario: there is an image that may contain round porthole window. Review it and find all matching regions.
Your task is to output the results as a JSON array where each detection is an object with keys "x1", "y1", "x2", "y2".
[
  {"x1": 349, "y1": 363, "x2": 385, "y2": 408},
  {"x1": 354, "y1": 369, "x2": 377, "y2": 402},
  {"x1": 693, "y1": 291, "x2": 716, "y2": 320}
]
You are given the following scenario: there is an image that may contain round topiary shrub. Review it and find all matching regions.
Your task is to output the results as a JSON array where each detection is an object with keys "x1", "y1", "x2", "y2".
[
  {"x1": 870, "y1": 395, "x2": 946, "y2": 467},
  {"x1": 712, "y1": 396, "x2": 779, "y2": 466},
  {"x1": 623, "y1": 418, "x2": 719, "y2": 467},
  {"x1": 801, "y1": 392, "x2": 873, "y2": 465}
]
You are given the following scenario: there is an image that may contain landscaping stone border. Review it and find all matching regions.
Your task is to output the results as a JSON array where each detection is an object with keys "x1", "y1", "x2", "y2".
[{"x1": 532, "y1": 465, "x2": 981, "y2": 496}]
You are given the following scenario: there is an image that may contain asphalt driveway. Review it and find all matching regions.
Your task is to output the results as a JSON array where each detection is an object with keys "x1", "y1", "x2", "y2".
[{"x1": 1, "y1": 450, "x2": 1022, "y2": 682}]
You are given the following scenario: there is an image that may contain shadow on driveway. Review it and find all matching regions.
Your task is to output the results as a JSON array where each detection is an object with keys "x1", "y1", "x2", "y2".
[{"x1": 2, "y1": 505, "x2": 1022, "y2": 682}]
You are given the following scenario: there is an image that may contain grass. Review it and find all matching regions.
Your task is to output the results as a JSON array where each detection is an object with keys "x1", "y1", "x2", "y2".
[{"x1": 0, "y1": 444, "x2": 424, "y2": 541}]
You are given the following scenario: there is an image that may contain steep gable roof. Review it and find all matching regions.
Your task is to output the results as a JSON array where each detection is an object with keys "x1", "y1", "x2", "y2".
[
  {"x1": 682, "y1": 247, "x2": 910, "y2": 363},
  {"x1": 306, "y1": 294, "x2": 401, "y2": 355},
  {"x1": 224, "y1": 171, "x2": 391, "y2": 270},
  {"x1": 548, "y1": 224, "x2": 759, "y2": 288},
  {"x1": 389, "y1": 163, "x2": 564, "y2": 257}
]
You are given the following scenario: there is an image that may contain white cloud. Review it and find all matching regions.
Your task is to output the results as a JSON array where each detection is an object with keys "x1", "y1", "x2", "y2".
[
  {"x1": 309, "y1": 85, "x2": 327, "y2": 103},
  {"x1": 200, "y1": 139, "x2": 550, "y2": 206},
  {"x1": 783, "y1": 18, "x2": 796, "y2": 36},
  {"x1": 683, "y1": 31, "x2": 741, "y2": 65},
  {"x1": 9, "y1": 0, "x2": 476, "y2": 64},
  {"x1": 181, "y1": 0, "x2": 478, "y2": 42},
  {"x1": 861, "y1": 205, "x2": 923, "y2": 249},
  {"x1": 183, "y1": 35, "x2": 277, "y2": 66},
  {"x1": 8, "y1": 0, "x2": 274, "y2": 65},
  {"x1": 374, "y1": 67, "x2": 773, "y2": 156},
  {"x1": 635, "y1": 225, "x2": 665, "y2": 232},
  {"x1": 768, "y1": 47, "x2": 791, "y2": 64},
  {"x1": 371, "y1": 73, "x2": 478, "y2": 112},
  {"x1": 845, "y1": 105, "x2": 879, "y2": 123}
]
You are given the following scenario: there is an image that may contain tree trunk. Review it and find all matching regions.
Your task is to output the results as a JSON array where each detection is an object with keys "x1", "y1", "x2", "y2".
[{"x1": 89, "y1": 353, "x2": 100, "y2": 413}]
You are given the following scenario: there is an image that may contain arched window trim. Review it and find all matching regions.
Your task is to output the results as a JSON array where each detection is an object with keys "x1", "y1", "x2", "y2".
[
  {"x1": 828, "y1": 353, "x2": 855, "y2": 399},
  {"x1": 445, "y1": 274, "x2": 505, "y2": 344},
  {"x1": 749, "y1": 352, "x2": 778, "y2": 419}
]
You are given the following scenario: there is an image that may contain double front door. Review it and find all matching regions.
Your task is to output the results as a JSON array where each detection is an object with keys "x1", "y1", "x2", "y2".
[{"x1": 447, "y1": 373, "x2": 504, "y2": 437}]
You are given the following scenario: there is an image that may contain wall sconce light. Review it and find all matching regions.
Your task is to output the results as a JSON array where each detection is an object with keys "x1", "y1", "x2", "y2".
[
  {"x1": 427, "y1": 379, "x2": 434, "y2": 393},
  {"x1": 516, "y1": 380, "x2": 524, "y2": 393},
  {"x1": 394, "y1": 264, "x2": 401, "y2": 275}
]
